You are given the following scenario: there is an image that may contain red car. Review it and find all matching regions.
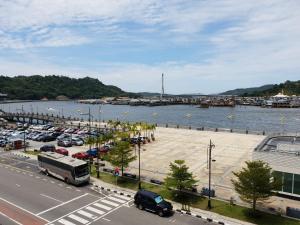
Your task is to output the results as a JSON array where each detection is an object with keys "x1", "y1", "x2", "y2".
[
  {"x1": 55, "y1": 148, "x2": 69, "y2": 156},
  {"x1": 72, "y1": 152, "x2": 89, "y2": 160}
]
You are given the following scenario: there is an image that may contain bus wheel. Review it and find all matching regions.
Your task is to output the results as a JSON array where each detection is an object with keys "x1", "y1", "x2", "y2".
[{"x1": 64, "y1": 177, "x2": 70, "y2": 184}]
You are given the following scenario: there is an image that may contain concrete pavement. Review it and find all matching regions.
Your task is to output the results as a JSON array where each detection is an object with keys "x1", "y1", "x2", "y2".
[{"x1": 0, "y1": 151, "x2": 216, "y2": 225}]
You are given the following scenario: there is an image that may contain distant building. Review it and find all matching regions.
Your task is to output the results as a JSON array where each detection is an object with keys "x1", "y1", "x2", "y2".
[{"x1": 254, "y1": 135, "x2": 300, "y2": 197}]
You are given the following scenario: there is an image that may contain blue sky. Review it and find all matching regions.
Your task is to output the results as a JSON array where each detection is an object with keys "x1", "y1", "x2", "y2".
[{"x1": 0, "y1": 0, "x2": 299, "y2": 94}]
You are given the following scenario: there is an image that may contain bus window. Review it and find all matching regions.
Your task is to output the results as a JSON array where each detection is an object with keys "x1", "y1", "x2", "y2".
[{"x1": 74, "y1": 164, "x2": 89, "y2": 177}]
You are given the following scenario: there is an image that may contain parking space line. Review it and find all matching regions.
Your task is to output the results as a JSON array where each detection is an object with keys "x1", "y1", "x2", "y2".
[
  {"x1": 93, "y1": 203, "x2": 112, "y2": 211},
  {"x1": 114, "y1": 194, "x2": 131, "y2": 201},
  {"x1": 85, "y1": 206, "x2": 104, "y2": 215},
  {"x1": 77, "y1": 210, "x2": 97, "y2": 219},
  {"x1": 107, "y1": 196, "x2": 126, "y2": 203},
  {"x1": 101, "y1": 199, "x2": 119, "y2": 207},
  {"x1": 37, "y1": 193, "x2": 89, "y2": 216}
]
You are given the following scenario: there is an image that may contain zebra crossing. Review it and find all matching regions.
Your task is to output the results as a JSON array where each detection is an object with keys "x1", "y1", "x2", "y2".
[{"x1": 48, "y1": 194, "x2": 132, "y2": 225}]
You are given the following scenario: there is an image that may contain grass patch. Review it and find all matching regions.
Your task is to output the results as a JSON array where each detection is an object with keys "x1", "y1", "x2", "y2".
[
  {"x1": 91, "y1": 168, "x2": 300, "y2": 225},
  {"x1": 24, "y1": 150, "x2": 40, "y2": 156}
]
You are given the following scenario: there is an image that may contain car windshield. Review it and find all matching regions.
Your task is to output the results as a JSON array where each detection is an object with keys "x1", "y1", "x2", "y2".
[
  {"x1": 74, "y1": 164, "x2": 89, "y2": 177},
  {"x1": 154, "y1": 196, "x2": 164, "y2": 204}
]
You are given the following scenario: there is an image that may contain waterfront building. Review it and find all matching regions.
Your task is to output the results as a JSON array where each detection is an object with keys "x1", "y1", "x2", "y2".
[{"x1": 253, "y1": 135, "x2": 300, "y2": 197}]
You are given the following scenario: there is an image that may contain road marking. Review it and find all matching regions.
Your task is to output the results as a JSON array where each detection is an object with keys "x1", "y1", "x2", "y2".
[
  {"x1": 47, "y1": 197, "x2": 104, "y2": 224},
  {"x1": 37, "y1": 193, "x2": 89, "y2": 216},
  {"x1": 85, "y1": 206, "x2": 104, "y2": 215},
  {"x1": 114, "y1": 194, "x2": 131, "y2": 201},
  {"x1": 22, "y1": 172, "x2": 26, "y2": 175},
  {"x1": 76, "y1": 189, "x2": 81, "y2": 192},
  {"x1": 68, "y1": 214, "x2": 89, "y2": 224},
  {"x1": 26, "y1": 166, "x2": 31, "y2": 168},
  {"x1": 0, "y1": 196, "x2": 49, "y2": 222},
  {"x1": 15, "y1": 184, "x2": 21, "y2": 187},
  {"x1": 0, "y1": 210, "x2": 23, "y2": 225},
  {"x1": 107, "y1": 196, "x2": 126, "y2": 203},
  {"x1": 58, "y1": 218, "x2": 76, "y2": 225},
  {"x1": 93, "y1": 203, "x2": 112, "y2": 211},
  {"x1": 101, "y1": 199, "x2": 119, "y2": 207},
  {"x1": 40, "y1": 194, "x2": 63, "y2": 203},
  {"x1": 36, "y1": 176, "x2": 40, "y2": 179},
  {"x1": 29, "y1": 174, "x2": 33, "y2": 176},
  {"x1": 51, "y1": 181, "x2": 55, "y2": 184},
  {"x1": 77, "y1": 210, "x2": 97, "y2": 219},
  {"x1": 102, "y1": 218, "x2": 111, "y2": 222},
  {"x1": 43, "y1": 178, "x2": 48, "y2": 181}
]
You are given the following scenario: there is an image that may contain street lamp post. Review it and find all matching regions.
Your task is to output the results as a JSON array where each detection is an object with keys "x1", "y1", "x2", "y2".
[
  {"x1": 138, "y1": 132, "x2": 141, "y2": 189},
  {"x1": 207, "y1": 139, "x2": 215, "y2": 209}
]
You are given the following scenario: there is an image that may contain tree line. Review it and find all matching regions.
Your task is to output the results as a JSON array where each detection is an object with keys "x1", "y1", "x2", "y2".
[{"x1": 0, "y1": 75, "x2": 139, "y2": 100}]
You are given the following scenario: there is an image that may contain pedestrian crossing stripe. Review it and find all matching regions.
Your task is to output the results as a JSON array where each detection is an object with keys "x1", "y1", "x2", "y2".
[
  {"x1": 107, "y1": 196, "x2": 126, "y2": 203},
  {"x1": 85, "y1": 206, "x2": 105, "y2": 215},
  {"x1": 115, "y1": 194, "x2": 131, "y2": 201},
  {"x1": 93, "y1": 202, "x2": 112, "y2": 211},
  {"x1": 101, "y1": 199, "x2": 119, "y2": 207},
  {"x1": 58, "y1": 218, "x2": 76, "y2": 225},
  {"x1": 77, "y1": 210, "x2": 97, "y2": 219},
  {"x1": 68, "y1": 214, "x2": 89, "y2": 224}
]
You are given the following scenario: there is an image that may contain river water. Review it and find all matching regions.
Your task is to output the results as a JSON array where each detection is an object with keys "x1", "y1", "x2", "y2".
[{"x1": 1, "y1": 101, "x2": 300, "y2": 133}]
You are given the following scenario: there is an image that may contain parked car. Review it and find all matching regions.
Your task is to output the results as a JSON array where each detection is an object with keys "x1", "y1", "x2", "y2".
[
  {"x1": 134, "y1": 190, "x2": 173, "y2": 217},
  {"x1": 71, "y1": 137, "x2": 84, "y2": 146},
  {"x1": 55, "y1": 148, "x2": 69, "y2": 156},
  {"x1": 72, "y1": 152, "x2": 89, "y2": 160},
  {"x1": 86, "y1": 148, "x2": 98, "y2": 158},
  {"x1": 40, "y1": 144, "x2": 55, "y2": 152},
  {"x1": 41, "y1": 135, "x2": 56, "y2": 142},
  {"x1": 57, "y1": 133, "x2": 71, "y2": 140},
  {"x1": 57, "y1": 139, "x2": 72, "y2": 147}
]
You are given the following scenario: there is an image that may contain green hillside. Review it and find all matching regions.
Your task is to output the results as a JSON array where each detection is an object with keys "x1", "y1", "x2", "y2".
[
  {"x1": 0, "y1": 75, "x2": 135, "y2": 100},
  {"x1": 221, "y1": 80, "x2": 300, "y2": 97}
]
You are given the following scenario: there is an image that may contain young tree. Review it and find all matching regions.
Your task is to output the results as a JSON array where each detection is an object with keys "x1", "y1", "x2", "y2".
[
  {"x1": 105, "y1": 139, "x2": 136, "y2": 176},
  {"x1": 165, "y1": 160, "x2": 198, "y2": 192},
  {"x1": 231, "y1": 160, "x2": 281, "y2": 214}
]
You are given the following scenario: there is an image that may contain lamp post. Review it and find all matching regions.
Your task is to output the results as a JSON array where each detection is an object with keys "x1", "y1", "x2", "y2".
[
  {"x1": 207, "y1": 139, "x2": 215, "y2": 209},
  {"x1": 138, "y1": 131, "x2": 141, "y2": 189}
]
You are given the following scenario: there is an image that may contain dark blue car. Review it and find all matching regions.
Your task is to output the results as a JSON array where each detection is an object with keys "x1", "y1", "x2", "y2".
[{"x1": 86, "y1": 148, "x2": 98, "y2": 158}]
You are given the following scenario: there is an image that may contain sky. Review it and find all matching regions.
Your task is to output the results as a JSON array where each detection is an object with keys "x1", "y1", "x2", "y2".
[{"x1": 0, "y1": 0, "x2": 299, "y2": 94}]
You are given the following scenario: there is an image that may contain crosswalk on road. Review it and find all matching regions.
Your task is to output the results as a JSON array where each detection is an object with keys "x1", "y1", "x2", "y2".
[{"x1": 48, "y1": 194, "x2": 132, "y2": 225}]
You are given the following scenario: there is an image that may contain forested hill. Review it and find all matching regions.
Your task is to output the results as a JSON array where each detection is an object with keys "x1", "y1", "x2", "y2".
[
  {"x1": 220, "y1": 80, "x2": 300, "y2": 97},
  {"x1": 0, "y1": 75, "x2": 135, "y2": 100}
]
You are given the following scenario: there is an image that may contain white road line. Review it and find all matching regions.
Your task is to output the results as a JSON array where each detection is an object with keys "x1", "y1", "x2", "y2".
[
  {"x1": 37, "y1": 193, "x2": 89, "y2": 216},
  {"x1": 0, "y1": 196, "x2": 49, "y2": 222},
  {"x1": 93, "y1": 203, "x2": 112, "y2": 211},
  {"x1": 107, "y1": 196, "x2": 126, "y2": 203},
  {"x1": 102, "y1": 218, "x2": 111, "y2": 222},
  {"x1": 46, "y1": 198, "x2": 102, "y2": 224},
  {"x1": 40, "y1": 194, "x2": 63, "y2": 203},
  {"x1": 58, "y1": 218, "x2": 76, "y2": 225},
  {"x1": 77, "y1": 210, "x2": 97, "y2": 219},
  {"x1": 101, "y1": 199, "x2": 119, "y2": 207},
  {"x1": 85, "y1": 206, "x2": 104, "y2": 215},
  {"x1": 15, "y1": 184, "x2": 21, "y2": 187},
  {"x1": 0, "y1": 211, "x2": 23, "y2": 225},
  {"x1": 68, "y1": 214, "x2": 89, "y2": 224},
  {"x1": 114, "y1": 195, "x2": 131, "y2": 201}
]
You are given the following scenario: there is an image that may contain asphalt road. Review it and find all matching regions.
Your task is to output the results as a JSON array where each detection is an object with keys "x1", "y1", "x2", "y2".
[{"x1": 0, "y1": 151, "x2": 215, "y2": 225}]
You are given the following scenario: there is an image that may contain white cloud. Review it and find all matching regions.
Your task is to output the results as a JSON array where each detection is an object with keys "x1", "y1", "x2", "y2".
[{"x1": 0, "y1": 0, "x2": 299, "y2": 93}]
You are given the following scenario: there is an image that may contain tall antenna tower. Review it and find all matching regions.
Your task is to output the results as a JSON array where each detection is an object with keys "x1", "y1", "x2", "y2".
[{"x1": 160, "y1": 73, "x2": 164, "y2": 101}]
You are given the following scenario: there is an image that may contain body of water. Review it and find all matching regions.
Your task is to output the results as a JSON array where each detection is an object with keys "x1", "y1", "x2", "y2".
[{"x1": 1, "y1": 101, "x2": 300, "y2": 133}]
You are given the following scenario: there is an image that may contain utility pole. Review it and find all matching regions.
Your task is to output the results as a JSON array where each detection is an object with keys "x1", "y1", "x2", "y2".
[{"x1": 207, "y1": 139, "x2": 215, "y2": 209}]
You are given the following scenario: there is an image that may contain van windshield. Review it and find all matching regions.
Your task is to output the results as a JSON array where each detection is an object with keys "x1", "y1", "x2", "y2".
[
  {"x1": 154, "y1": 196, "x2": 163, "y2": 204},
  {"x1": 74, "y1": 164, "x2": 89, "y2": 177}
]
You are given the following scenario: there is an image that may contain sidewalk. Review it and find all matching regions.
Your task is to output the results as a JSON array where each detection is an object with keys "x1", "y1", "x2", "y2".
[{"x1": 90, "y1": 177, "x2": 256, "y2": 225}]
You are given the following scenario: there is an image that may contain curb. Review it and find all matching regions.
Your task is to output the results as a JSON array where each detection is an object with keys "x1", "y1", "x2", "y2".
[
  {"x1": 175, "y1": 209, "x2": 226, "y2": 225},
  {"x1": 91, "y1": 183, "x2": 133, "y2": 198},
  {"x1": 91, "y1": 183, "x2": 228, "y2": 225}
]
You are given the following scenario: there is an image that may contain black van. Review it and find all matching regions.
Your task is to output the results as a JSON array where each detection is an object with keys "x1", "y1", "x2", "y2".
[
  {"x1": 40, "y1": 144, "x2": 55, "y2": 152},
  {"x1": 134, "y1": 190, "x2": 173, "y2": 216}
]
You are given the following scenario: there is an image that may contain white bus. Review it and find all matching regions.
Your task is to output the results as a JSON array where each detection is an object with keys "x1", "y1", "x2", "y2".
[{"x1": 38, "y1": 152, "x2": 90, "y2": 185}]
